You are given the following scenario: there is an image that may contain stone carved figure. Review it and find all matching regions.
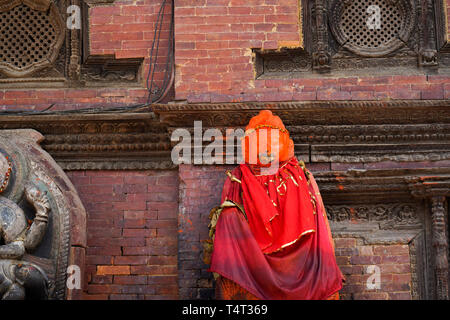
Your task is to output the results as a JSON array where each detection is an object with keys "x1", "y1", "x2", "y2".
[{"x1": 0, "y1": 152, "x2": 50, "y2": 299}]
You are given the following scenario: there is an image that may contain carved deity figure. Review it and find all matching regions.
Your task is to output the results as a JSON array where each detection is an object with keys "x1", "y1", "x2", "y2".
[
  {"x1": 0, "y1": 152, "x2": 50, "y2": 299},
  {"x1": 205, "y1": 110, "x2": 344, "y2": 300}
]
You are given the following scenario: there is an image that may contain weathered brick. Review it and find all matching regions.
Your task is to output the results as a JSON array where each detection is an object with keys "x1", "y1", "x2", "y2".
[
  {"x1": 113, "y1": 275, "x2": 147, "y2": 285},
  {"x1": 69, "y1": 169, "x2": 179, "y2": 299},
  {"x1": 97, "y1": 266, "x2": 131, "y2": 276},
  {"x1": 350, "y1": 255, "x2": 382, "y2": 265}
]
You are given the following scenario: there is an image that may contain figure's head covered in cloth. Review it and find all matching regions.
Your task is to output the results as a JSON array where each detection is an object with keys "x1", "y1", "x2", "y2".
[{"x1": 242, "y1": 110, "x2": 294, "y2": 168}]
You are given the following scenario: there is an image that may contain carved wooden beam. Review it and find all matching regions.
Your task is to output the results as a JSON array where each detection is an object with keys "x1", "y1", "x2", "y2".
[
  {"x1": 0, "y1": 112, "x2": 173, "y2": 170},
  {"x1": 153, "y1": 100, "x2": 450, "y2": 164},
  {"x1": 0, "y1": 99, "x2": 449, "y2": 171}
]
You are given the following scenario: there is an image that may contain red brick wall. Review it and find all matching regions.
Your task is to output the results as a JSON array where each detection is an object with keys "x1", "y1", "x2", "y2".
[
  {"x1": 1, "y1": 1, "x2": 449, "y2": 110},
  {"x1": 335, "y1": 239, "x2": 412, "y2": 300},
  {"x1": 66, "y1": 170, "x2": 179, "y2": 300},
  {"x1": 174, "y1": 0, "x2": 450, "y2": 103},
  {"x1": 0, "y1": 0, "x2": 171, "y2": 111},
  {"x1": 178, "y1": 164, "x2": 233, "y2": 299}
]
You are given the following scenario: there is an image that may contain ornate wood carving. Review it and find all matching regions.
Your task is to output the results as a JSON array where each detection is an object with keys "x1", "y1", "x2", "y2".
[
  {"x1": 325, "y1": 203, "x2": 420, "y2": 228},
  {"x1": 256, "y1": 0, "x2": 447, "y2": 76},
  {"x1": 0, "y1": 0, "x2": 65, "y2": 78},
  {"x1": 154, "y1": 100, "x2": 450, "y2": 164},
  {"x1": 317, "y1": 168, "x2": 450, "y2": 299},
  {"x1": 68, "y1": 0, "x2": 81, "y2": 80},
  {"x1": 312, "y1": 0, "x2": 331, "y2": 71},
  {"x1": 430, "y1": 196, "x2": 449, "y2": 300},
  {"x1": 406, "y1": 173, "x2": 450, "y2": 299},
  {"x1": 0, "y1": 0, "x2": 142, "y2": 87},
  {"x1": 0, "y1": 112, "x2": 173, "y2": 170},
  {"x1": 0, "y1": 100, "x2": 448, "y2": 171},
  {"x1": 418, "y1": 0, "x2": 439, "y2": 66},
  {"x1": 329, "y1": 0, "x2": 416, "y2": 57},
  {"x1": 80, "y1": 55, "x2": 143, "y2": 85}
]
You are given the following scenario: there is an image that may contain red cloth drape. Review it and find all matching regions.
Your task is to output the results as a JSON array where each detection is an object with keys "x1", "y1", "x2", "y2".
[{"x1": 209, "y1": 157, "x2": 343, "y2": 300}]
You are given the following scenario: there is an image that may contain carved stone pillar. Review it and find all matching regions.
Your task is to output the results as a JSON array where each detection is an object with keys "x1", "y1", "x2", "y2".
[{"x1": 430, "y1": 196, "x2": 449, "y2": 299}]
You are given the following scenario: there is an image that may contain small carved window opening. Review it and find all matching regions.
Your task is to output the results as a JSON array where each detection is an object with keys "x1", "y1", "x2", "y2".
[
  {"x1": 0, "y1": 0, "x2": 64, "y2": 77},
  {"x1": 329, "y1": 0, "x2": 415, "y2": 57}
]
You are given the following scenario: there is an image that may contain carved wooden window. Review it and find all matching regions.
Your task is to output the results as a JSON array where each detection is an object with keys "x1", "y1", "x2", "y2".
[
  {"x1": 255, "y1": 0, "x2": 450, "y2": 77},
  {"x1": 0, "y1": 1, "x2": 64, "y2": 77},
  {"x1": 0, "y1": 0, "x2": 142, "y2": 87},
  {"x1": 330, "y1": 0, "x2": 415, "y2": 57}
]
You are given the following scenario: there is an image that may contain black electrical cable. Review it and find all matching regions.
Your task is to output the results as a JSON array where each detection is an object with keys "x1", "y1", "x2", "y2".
[
  {"x1": 154, "y1": 1, "x2": 175, "y2": 104},
  {"x1": 153, "y1": 6, "x2": 175, "y2": 103},
  {"x1": 0, "y1": 0, "x2": 175, "y2": 116},
  {"x1": 146, "y1": 0, "x2": 168, "y2": 104}
]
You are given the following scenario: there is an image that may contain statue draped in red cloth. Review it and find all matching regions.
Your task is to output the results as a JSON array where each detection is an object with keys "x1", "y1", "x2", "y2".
[{"x1": 205, "y1": 110, "x2": 344, "y2": 300}]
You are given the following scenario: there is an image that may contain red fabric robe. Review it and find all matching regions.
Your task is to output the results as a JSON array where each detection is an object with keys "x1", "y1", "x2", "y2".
[{"x1": 209, "y1": 157, "x2": 343, "y2": 300}]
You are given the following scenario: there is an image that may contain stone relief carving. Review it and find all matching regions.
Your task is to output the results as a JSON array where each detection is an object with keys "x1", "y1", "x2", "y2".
[
  {"x1": 0, "y1": 129, "x2": 86, "y2": 299},
  {"x1": 0, "y1": 183, "x2": 51, "y2": 299}
]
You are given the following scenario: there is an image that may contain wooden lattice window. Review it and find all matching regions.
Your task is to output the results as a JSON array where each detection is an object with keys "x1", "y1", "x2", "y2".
[
  {"x1": 330, "y1": 0, "x2": 415, "y2": 57},
  {"x1": 0, "y1": 0, "x2": 64, "y2": 77}
]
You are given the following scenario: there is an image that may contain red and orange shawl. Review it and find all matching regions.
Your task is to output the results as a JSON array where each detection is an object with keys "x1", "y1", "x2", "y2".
[{"x1": 208, "y1": 110, "x2": 343, "y2": 300}]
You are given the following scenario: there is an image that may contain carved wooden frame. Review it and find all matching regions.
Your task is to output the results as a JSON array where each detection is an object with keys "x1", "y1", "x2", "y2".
[
  {"x1": 256, "y1": 0, "x2": 450, "y2": 76},
  {"x1": 0, "y1": 0, "x2": 144, "y2": 88}
]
